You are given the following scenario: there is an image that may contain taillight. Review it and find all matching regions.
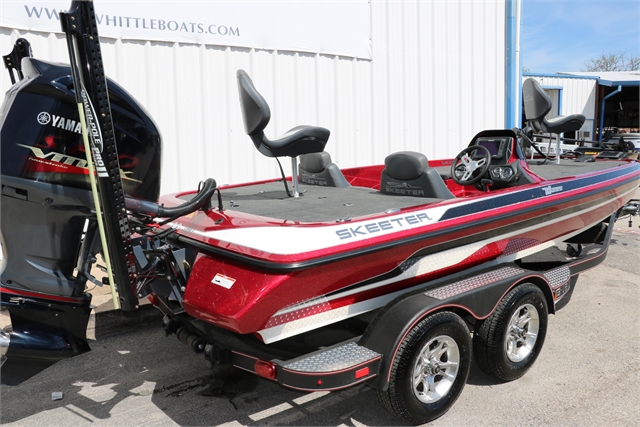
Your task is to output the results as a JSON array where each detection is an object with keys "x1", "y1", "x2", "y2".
[
  {"x1": 355, "y1": 367, "x2": 370, "y2": 379},
  {"x1": 254, "y1": 360, "x2": 276, "y2": 380}
]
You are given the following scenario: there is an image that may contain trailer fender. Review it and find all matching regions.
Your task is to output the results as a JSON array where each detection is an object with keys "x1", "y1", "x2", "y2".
[{"x1": 360, "y1": 265, "x2": 549, "y2": 391}]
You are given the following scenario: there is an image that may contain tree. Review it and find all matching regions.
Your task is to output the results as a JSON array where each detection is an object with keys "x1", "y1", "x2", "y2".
[{"x1": 583, "y1": 51, "x2": 640, "y2": 72}]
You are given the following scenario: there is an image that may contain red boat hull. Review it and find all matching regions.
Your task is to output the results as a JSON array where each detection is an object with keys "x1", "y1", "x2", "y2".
[{"x1": 166, "y1": 161, "x2": 640, "y2": 342}]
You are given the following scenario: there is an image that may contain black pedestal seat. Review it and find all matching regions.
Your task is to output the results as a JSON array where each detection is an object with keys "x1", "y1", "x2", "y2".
[
  {"x1": 237, "y1": 70, "x2": 330, "y2": 196},
  {"x1": 523, "y1": 78, "x2": 585, "y2": 133},
  {"x1": 523, "y1": 78, "x2": 585, "y2": 162}
]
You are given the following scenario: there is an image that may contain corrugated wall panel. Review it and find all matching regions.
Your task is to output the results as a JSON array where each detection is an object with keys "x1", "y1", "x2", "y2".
[{"x1": 1, "y1": 1, "x2": 507, "y2": 195}]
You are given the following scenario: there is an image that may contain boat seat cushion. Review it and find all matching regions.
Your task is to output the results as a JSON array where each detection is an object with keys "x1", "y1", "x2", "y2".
[
  {"x1": 543, "y1": 115, "x2": 586, "y2": 134},
  {"x1": 299, "y1": 152, "x2": 350, "y2": 187},
  {"x1": 385, "y1": 151, "x2": 429, "y2": 180},
  {"x1": 237, "y1": 69, "x2": 329, "y2": 158},
  {"x1": 381, "y1": 151, "x2": 455, "y2": 199}
]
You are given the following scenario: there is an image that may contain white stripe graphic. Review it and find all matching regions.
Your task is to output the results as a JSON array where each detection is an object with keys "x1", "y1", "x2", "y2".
[
  {"x1": 193, "y1": 204, "x2": 453, "y2": 255},
  {"x1": 172, "y1": 171, "x2": 634, "y2": 256}
]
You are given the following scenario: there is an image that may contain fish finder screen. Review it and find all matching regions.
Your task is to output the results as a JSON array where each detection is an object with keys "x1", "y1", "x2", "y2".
[
  {"x1": 476, "y1": 137, "x2": 507, "y2": 158},
  {"x1": 478, "y1": 139, "x2": 501, "y2": 156}
]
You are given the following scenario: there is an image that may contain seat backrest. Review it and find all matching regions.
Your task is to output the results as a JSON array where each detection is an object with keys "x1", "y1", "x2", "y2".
[
  {"x1": 299, "y1": 152, "x2": 350, "y2": 187},
  {"x1": 237, "y1": 69, "x2": 271, "y2": 137},
  {"x1": 522, "y1": 78, "x2": 552, "y2": 132},
  {"x1": 380, "y1": 151, "x2": 454, "y2": 199}
]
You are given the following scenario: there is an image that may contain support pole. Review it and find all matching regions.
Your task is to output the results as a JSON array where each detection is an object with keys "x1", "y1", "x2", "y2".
[
  {"x1": 60, "y1": 0, "x2": 139, "y2": 311},
  {"x1": 599, "y1": 85, "x2": 622, "y2": 141},
  {"x1": 291, "y1": 157, "x2": 300, "y2": 198}
]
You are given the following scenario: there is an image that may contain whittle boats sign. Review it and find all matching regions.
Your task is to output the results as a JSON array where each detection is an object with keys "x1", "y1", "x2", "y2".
[{"x1": 1, "y1": 0, "x2": 372, "y2": 59}]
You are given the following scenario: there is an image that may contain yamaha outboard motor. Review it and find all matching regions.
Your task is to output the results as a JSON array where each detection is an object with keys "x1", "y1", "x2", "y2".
[{"x1": 0, "y1": 38, "x2": 162, "y2": 384}]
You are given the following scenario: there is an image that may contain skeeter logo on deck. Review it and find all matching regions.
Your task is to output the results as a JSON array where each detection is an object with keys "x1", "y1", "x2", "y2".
[
  {"x1": 336, "y1": 213, "x2": 433, "y2": 240},
  {"x1": 541, "y1": 185, "x2": 563, "y2": 196}
]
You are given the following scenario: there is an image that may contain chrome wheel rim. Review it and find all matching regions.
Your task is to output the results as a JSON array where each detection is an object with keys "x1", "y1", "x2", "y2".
[
  {"x1": 412, "y1": 335, "x2": 460, "y2": 403},
  {"x1": 505, "y1": 303, "x2": 539, "y2": 362}
]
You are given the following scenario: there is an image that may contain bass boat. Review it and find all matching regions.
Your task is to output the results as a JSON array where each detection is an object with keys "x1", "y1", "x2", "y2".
[{"x1": 1, "y1": 1, "x2": 639, "y2": 424}]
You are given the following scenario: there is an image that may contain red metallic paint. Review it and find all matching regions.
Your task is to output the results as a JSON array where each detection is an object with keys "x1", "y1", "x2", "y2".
[{"x1": 172, "y1": 161, "x2": 640, "y2": 337}]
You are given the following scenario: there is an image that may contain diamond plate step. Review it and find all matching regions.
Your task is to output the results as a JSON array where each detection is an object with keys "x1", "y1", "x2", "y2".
[{"x1": 283, "y1": 341, "x2": 380, "y2": 373}]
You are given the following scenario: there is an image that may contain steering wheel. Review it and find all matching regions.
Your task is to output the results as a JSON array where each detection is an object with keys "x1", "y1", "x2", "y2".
[{"x1": 451, "y1": 145, "x2": 492, "y2": 185}]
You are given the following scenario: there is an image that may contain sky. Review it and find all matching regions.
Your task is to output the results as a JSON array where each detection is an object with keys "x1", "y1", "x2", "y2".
[{"x1": 520, "y1": 0, "x2": 640, "y2": 74}]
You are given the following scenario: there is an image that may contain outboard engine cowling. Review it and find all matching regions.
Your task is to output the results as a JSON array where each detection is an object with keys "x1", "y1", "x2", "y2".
[
  {"x1": 1, "y1": 57, "x2": 162, "y2": 200},
  {"x1": 0, "y1": 53, "x2": 165, "y2": 384},
  {"x1": 1, "y1": 56, "x2": 162, "y2": 298}
]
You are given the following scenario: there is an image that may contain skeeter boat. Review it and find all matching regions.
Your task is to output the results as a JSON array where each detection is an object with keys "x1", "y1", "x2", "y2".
[
  {"x1": 159, "y1": 128, "x2": 639, "y2": 344},
  {"x1": 1, "y1": 2, "x2": 639, "y2": 424}
]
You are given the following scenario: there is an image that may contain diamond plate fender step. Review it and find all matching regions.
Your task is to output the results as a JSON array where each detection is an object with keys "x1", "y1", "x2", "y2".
[{"x1": 231, "y1": 340, "x2": 382, "y2": 392}]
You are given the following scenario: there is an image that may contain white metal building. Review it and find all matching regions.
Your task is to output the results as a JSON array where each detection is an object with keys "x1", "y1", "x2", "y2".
[
  {"x1": 523, "y1": 72, "x2": 640, "y2": 141},
  {"x1": 1, "y1": 1, "x2": 514, "y2": 195}
]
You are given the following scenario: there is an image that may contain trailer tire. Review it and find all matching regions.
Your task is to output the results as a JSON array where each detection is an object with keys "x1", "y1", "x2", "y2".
[
  {"x1": 473, "y1": 283, "x2": 548, "y2": 381},
  {"x1": 377, "y1": 311, "x2": 471, "y2": 425}
]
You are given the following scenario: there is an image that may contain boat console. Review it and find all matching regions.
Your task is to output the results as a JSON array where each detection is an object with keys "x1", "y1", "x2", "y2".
[
  {"x1": 454, "y1": 130, "x2": 538, "y2": 190},
  {"x1": 476, "y1": 136, "x2": 510, "y2": 159}
]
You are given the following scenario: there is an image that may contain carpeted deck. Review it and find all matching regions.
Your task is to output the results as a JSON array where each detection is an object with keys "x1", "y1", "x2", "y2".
[
  {"x1": 218, "y1": 182, "x2": 441, "y2": 222},
  {"x1": 210, "y1": 159, "x2": 630, "y2": 223}
]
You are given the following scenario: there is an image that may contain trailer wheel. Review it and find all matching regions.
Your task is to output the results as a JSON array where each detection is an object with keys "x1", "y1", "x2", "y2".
[
  {"x1": 473, "y1": 283, "x2": 548, "y2": 381},
  {"x1": 378, "y1": 311, "x2": 471, "y2": 425}
]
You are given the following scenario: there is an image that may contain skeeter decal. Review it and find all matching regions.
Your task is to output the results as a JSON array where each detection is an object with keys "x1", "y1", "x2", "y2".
[
  {"x1": 300, "y1": 173, "x2": 327, "y2": 186},
  {"x1": 190, "y1": 205, "x2": 454, "y2": 256},
  {"x1": 336, "y1": 213, "x2": 434, "y2": 240},
  {"x1": 384, "y1": 182, "x2": 425, "y2": 196}
]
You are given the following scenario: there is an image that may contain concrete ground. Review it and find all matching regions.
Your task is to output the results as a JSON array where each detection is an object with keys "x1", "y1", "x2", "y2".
[
  {"x1": 0, "y1": 259, "x2": 148, "y2": 337},
  {"x1": 1, "y1": 188, "x2": 639, "y2": 427}
]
